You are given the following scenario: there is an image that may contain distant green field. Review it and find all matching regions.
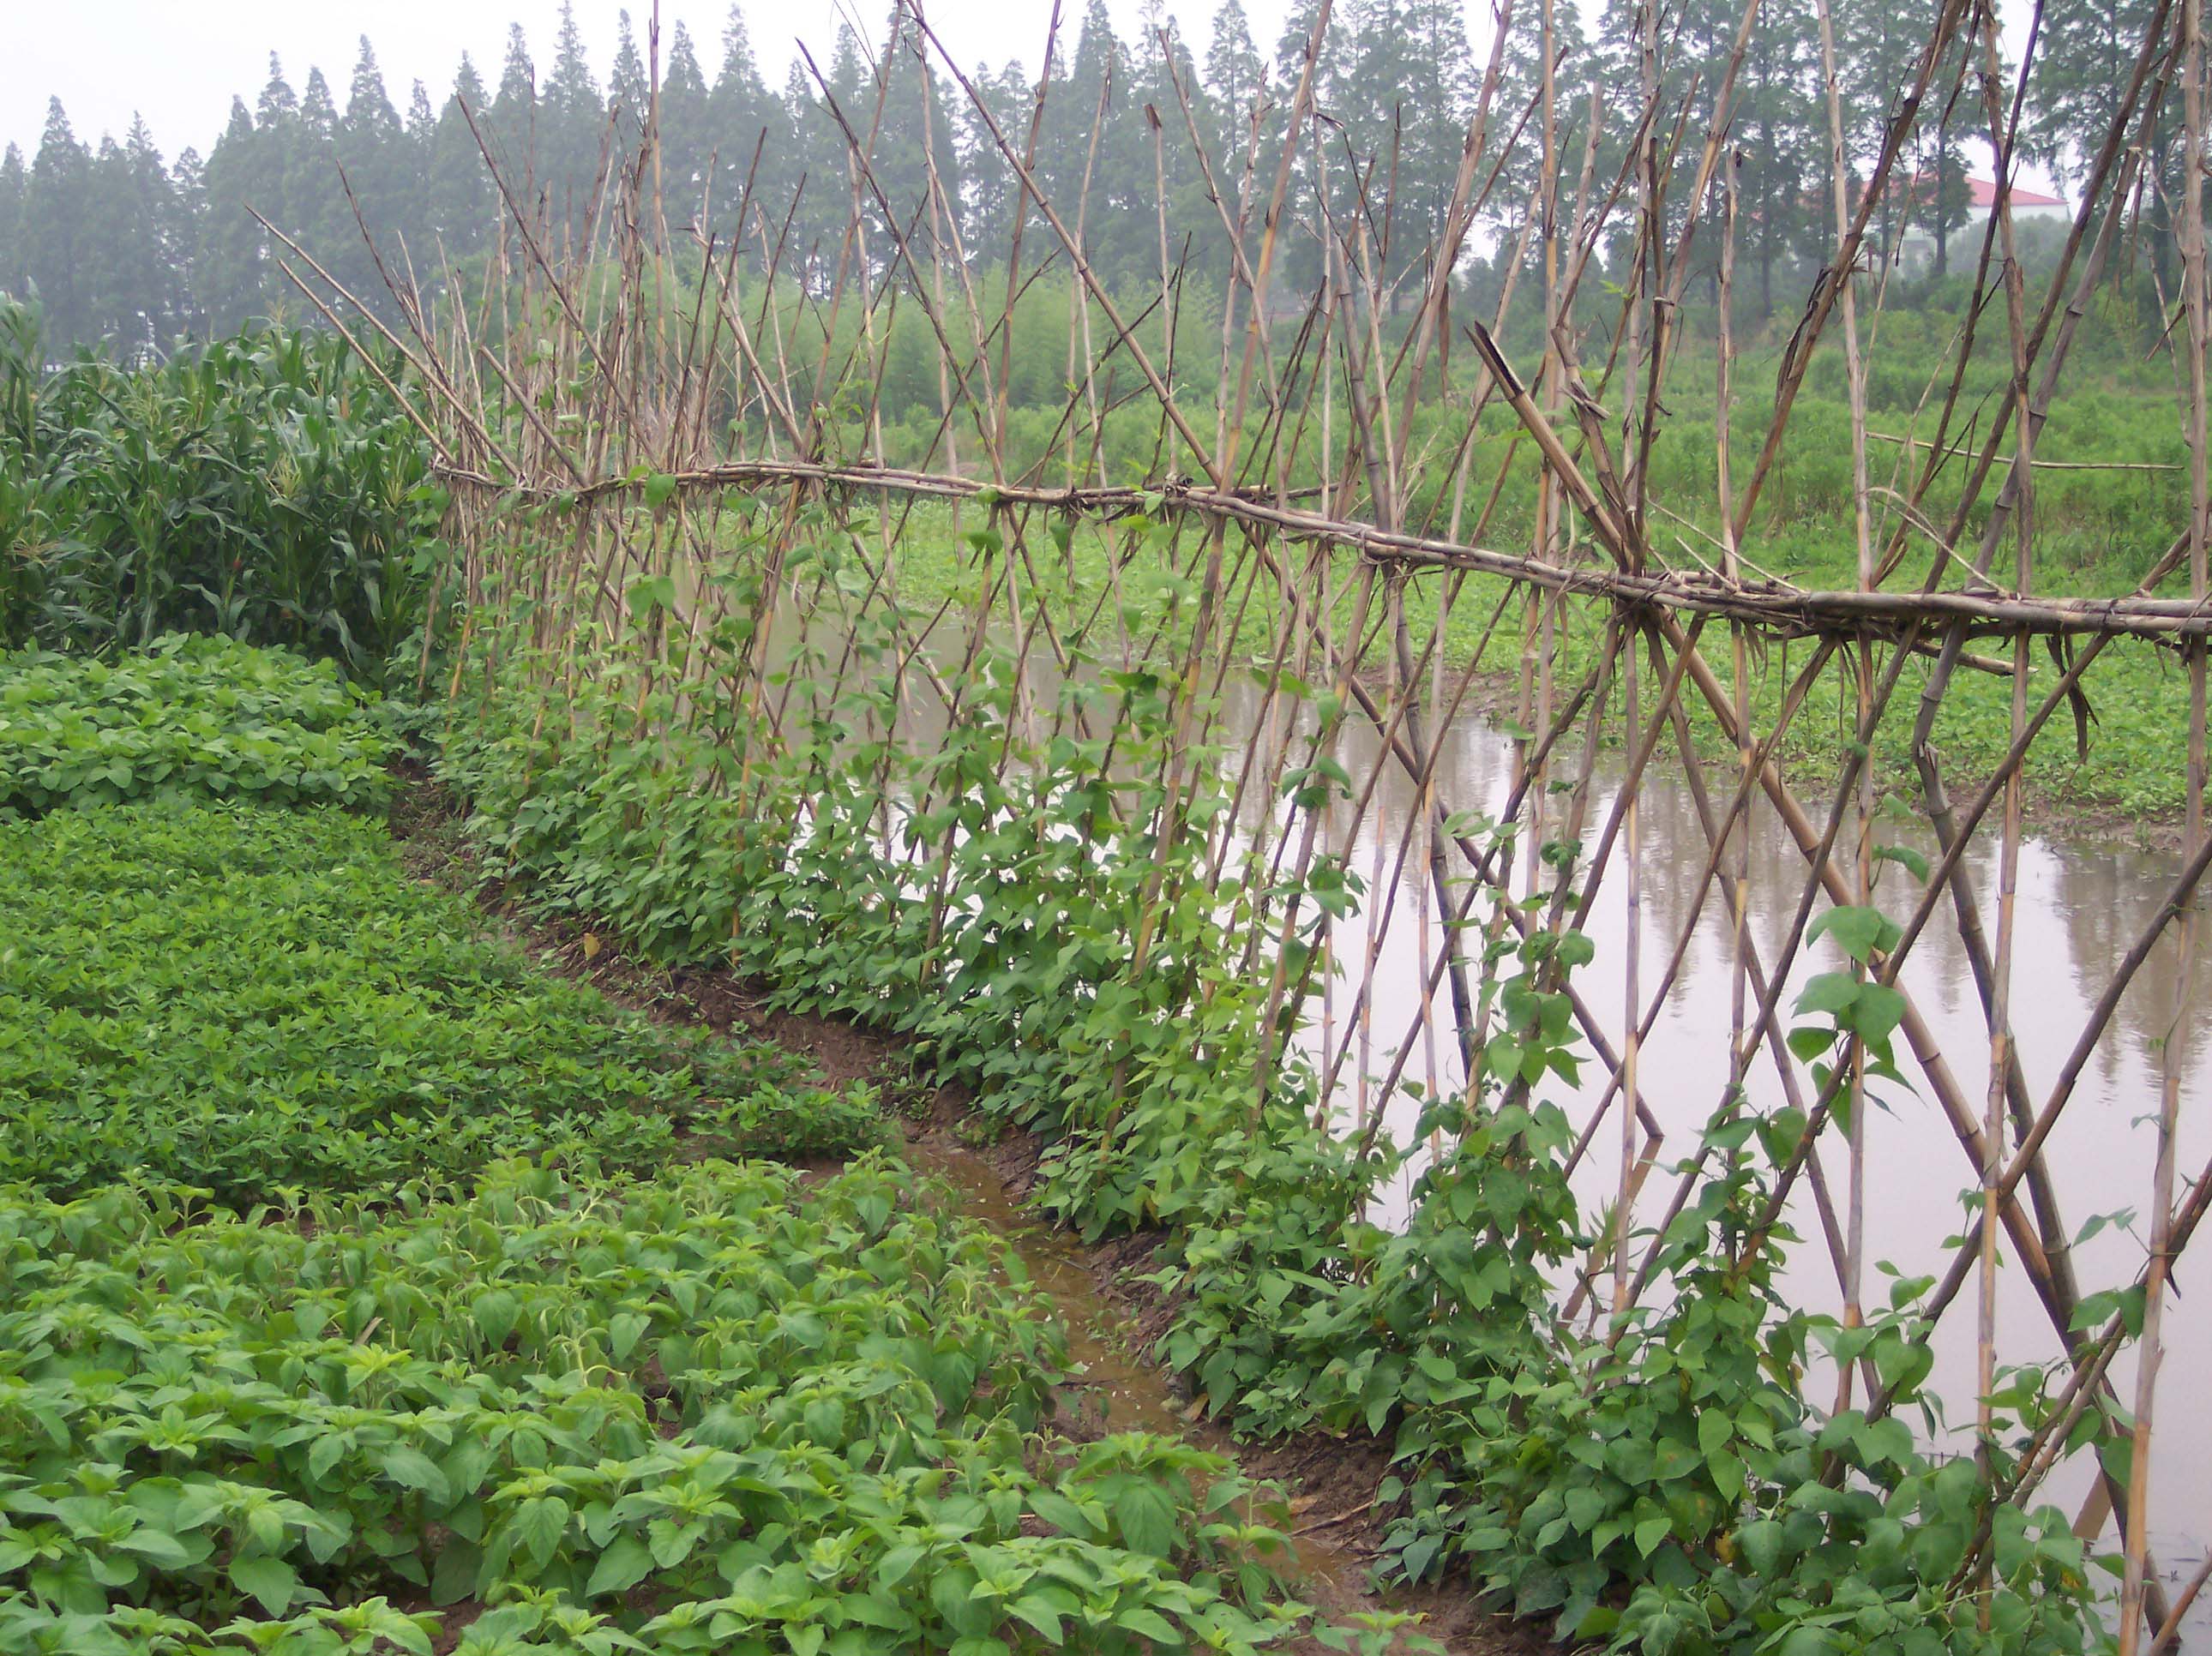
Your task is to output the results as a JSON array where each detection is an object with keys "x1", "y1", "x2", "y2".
[{"x1": 803, "y1": 325, "x2": 2197, "y2": 836}]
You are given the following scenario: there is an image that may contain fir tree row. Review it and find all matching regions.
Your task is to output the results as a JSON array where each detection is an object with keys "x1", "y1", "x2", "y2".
[{"x1": 0, "y1": 0, "x2": 2179, "y2": 360}]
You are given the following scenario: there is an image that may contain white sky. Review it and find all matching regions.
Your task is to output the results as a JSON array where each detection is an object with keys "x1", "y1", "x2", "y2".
[
  {"x1": 7, "y1": 0, "x2": 2059, "y2": 196},
  {"x1": 3, "y1": 1, "x2": 1299, "y2": 159}
]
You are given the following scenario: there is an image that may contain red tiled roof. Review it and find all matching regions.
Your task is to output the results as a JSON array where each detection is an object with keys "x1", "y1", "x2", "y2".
[{"x1": 1967, "y1": 177, "x2": 2064, "y2": 208}]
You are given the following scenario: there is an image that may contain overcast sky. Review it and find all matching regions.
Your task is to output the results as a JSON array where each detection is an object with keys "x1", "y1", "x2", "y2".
[
  {"x1": 9, "y1": 0, "x2": 2062, "y2": 197},
  {"x1": 3, "y1": 1, "x2": 1302, "y2": 159}
]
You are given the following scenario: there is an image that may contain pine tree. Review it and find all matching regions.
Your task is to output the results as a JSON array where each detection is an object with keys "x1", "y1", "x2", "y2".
[
  {"x1": 345, "y1": 39, "x2": 400, "y2": 141},
  {"x1": 783, "y1": 25, "x2": 867, "y2": 279},
  {"x1": 780, "y1": 56, "x2": 833, "y2": 278},
  {"x1": 1272, "y1": 0, "x2": 1345, "y2": 92},
  {"x1": 200, "y1": 97, "x2": 267, "y2": 331},
  {"x1": 406, "y1": 82, "x2": 437, "y2": 153},
  {"x1": 238, "y1": 51, "x2": 303, "y2": 317},
  {"x1": 491, "y1": 24, "x2": 539, "y2": 189},
  {"x1": 85, "y1": 135, "x2": 135, "y2": 346},
  {"x1": 2027, "y1": 0, "x2": 2180, "y2": 285},
  {"x1": 1044, "y1": 0, "x2": 1129, "y2": 205},
  {"x1": 25, "y1": 99, "x2": 96, "y2": 345},
  {"x1": 1732, "y1": 0, "x2": 1819, "y2": 317},
  {"x1": 1203, "y1": 0, "x2": 1266, "y2": 165},
  {"x1": 544, "y1": 4, "x2": 604, "y2": 230},
  {"x1": 120, "y1": 115, "x2": 183, "y2": 349},
  {"x1": 256, "y1": 53, "x2": 299, "y2": 128},
  {"x1": 288, "y1": 67, "x2": 347, "y2": 289},
  {"x1": 1127, "y1": 3, "x2": 1217, "y2": 273},
  {"x1": 430, "y1": 57, "x2": 496, "y2": 258},
  {"x1": 860, "y1": 6, "x2": 965, "y2": 273},
  {"x1": 337, "y1": 39, "x2": 407, "y2": 302},
  {"x1": 404, "y1": 81, "x2": 439, "y2": 243},
  {"x1": 0, "y1": 146, "x2": 30, "y2": 306},
  {"x1": 170, "y1": 145, "x2": 208, "y2": 334},
  {"x1": 960, "y1": 60, "x2": 1032, "y2": 255},
  {"x1": 1922, "y1": 28, "x2": 1975, "y2": 277},
  {"x1": 610, "y1": 12, "x2": 651, "y2": 156},
  {"x1": 1395, "y1": 0, "x2": 1478, "y2": 254},
  {"x1": 1269, "y1": 0, "x2": 1345, "y2": 294},
  {"x1": 1031, "y1": 0, "x2": 1151, "y2": 286},
  {"x1": 301, "y1": 68, "x2": 338, "y2": 137},
  {"x1": 0, "y1": 3, "x2": 1872, "y2": 353},
  {"x1": 1836, "y1": 0, "x2": 1955, "y2": 270},
  {"x1": 709, "y1": 4, "x2": 773, "y2": 227},
  {"x1": 662, "y1": 21, "x2": 711, "y2": 219},
  {"x1": 1488, "y1": 0, "x2": 1591, "y2": 252}
]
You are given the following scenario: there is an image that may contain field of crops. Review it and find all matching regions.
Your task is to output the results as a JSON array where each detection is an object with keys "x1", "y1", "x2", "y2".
[
  {"x1": 0, "y1": 640, "x2": 1328, "y2": 1655},
  {"x1": 0, "y1": 306, "x2": 442, "y2": 686},
  {"x1": 0, "y1": 305, "x2": 2183, "y2": 1654}
]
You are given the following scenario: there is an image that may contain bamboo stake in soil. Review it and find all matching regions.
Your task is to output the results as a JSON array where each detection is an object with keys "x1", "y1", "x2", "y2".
[
  {"x1": 341, "y1": 6, "x2": 2212, "y2": 1623},
  {"x1": 2119, "y1": 0, "x2": 2209, "y2": 1635}
]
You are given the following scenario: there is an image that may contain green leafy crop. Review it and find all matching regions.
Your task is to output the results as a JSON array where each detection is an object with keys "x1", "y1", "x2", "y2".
[
  {"x1": 0, "y1": 801, "x2": 881, "y2": 1197},
  {"x1": 0, "y1": 633, "x2": 1330, "y2": 1654},
  {"x1": 0, "y1": 637, "x2": 391, "y2": 813},
  {"x1": 0, "y1": 1157, "x2": 1306, "y2": 1654}
]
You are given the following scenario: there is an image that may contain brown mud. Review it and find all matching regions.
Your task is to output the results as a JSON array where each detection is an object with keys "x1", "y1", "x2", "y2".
[{"x1": 386, "y1": 773, "x2": 1553, "y2": 1656}]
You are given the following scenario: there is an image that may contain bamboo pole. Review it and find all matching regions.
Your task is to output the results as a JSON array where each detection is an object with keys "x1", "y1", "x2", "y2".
[{"x1": 2119, "y1": 0, "x2": 2208, "y2": 1635}]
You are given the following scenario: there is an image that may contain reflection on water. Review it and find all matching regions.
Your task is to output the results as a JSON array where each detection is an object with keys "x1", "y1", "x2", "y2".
[
  {"x1": 1241, "y1": 679, "x2": 2210, "y2": 1641},
  {"x1": 773, "y1": 615, "x2": 2209, "y2": 1640}
]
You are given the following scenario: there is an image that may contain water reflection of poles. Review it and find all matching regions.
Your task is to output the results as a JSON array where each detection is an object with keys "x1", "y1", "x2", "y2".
[{"x1": 2119, "y1": 0, "x2": 2208, "y2": 1635}]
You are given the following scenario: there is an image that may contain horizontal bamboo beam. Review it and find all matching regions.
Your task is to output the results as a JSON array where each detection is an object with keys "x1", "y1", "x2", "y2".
[{"x1": 435, "y1": 457, "x2": 2212, "y2": 641}]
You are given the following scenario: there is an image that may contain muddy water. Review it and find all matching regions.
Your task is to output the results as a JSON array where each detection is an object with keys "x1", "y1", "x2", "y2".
[{"x1": 1248, "y1": 682, "x2": 2212, "y2": 1643}]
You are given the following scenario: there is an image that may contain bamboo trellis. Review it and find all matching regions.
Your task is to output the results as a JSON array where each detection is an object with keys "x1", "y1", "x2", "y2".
[{"x1": 298, "y1": 0, "x2": 2212, "y2": 1642}]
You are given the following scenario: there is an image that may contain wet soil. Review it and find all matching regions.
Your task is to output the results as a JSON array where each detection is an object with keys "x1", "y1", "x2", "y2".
[{"x1": 385, "y1": 773, "x2": 1553, "y2": 1655}]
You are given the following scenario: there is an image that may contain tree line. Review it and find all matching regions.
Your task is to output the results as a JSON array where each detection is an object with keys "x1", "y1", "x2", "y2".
[{"x1": 0, "y1": 0, "x2": 2179, "y2": 363}]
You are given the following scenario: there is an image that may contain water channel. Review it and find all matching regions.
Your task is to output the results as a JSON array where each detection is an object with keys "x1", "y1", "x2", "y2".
[
  {"x1": 777, "y1": 609, "x2": 2210, "y2": 1638},
  {"x1": 1251, "y1": 681, "x2": 2212, "y2": 1642}
]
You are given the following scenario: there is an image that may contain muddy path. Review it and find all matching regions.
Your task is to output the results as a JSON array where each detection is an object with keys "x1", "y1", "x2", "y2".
[{"x1": 387, "y1": 777, "x2": 1551, "y2": 1656}]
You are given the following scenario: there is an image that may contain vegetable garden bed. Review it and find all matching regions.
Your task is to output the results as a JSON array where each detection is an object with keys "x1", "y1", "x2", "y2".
[{"x1": 0, "y1": 644, "x2": 1324, "y2": 1654}]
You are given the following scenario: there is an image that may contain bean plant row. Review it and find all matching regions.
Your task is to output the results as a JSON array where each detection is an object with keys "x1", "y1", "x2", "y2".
[
  {"x1": 436, "y1": 513, "x2": 2121, "y2": 1655},
  {"x1": 0, "y1": 642, "x2": 1332, "y2": 1653}
]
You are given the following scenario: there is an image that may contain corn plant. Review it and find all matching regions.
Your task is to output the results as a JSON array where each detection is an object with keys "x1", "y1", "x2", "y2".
[{"x1": 0, "y1": 298, "x2": 447, "y2": 685}]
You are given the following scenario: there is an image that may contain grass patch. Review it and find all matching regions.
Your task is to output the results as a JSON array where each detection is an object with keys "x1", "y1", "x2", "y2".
[{"x1": 839, "y1": 502, "x2": 2193, "y2": 830}]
